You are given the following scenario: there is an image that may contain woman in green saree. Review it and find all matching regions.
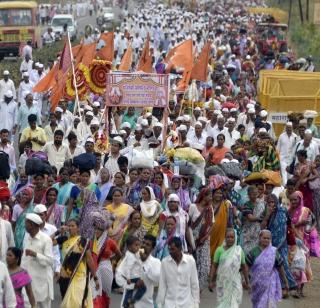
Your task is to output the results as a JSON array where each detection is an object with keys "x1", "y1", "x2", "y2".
[{"x1": 12, "y1": 187, "x2": 34, "y2": 249}]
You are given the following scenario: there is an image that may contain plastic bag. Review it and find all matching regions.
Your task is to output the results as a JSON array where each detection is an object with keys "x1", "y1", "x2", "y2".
[
  {"x1": 130, "y1": 149, "x2": 154, "y2": 169},
  {"x1": 174, "y1": 147, "x2": 205, "y2": 165}
]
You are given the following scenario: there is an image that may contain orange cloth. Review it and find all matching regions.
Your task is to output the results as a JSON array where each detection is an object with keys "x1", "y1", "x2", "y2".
[
  {"x1": 33, "y1": 63, "x2": 58, "y2": 93},
  {"x1": 119, "y1": 45, "x2": 133, "y2": 71},
  {"x1": 210, "y1": 200, "x2": 230, "y2": 257},
  {"x1": 209, "y1": 146, "x2": 229, "y2": 165},
  {"x1": 96, "y1": 32, "x2": 114, "y2": 62},
  {"x1": 137, "y1": 34, "x2": 153, "y2": 73},
  {"x1": 190, "y1": 41, "x2": 211, "y2": 82}
]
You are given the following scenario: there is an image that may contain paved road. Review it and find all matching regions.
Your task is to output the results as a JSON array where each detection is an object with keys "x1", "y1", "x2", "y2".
[{"x1": 108, "y1": 288, "x2": 295, "y2": 308}]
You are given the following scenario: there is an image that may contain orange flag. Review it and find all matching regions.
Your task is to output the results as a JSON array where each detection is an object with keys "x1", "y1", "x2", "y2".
[
  {"x1": 165, "y1": 39, "x2": 193, "y2": 72},
  {"x1": 119, "y1": 44, "x2": 133, "y2": 71},
  {"x1": 137, "y1": 34, "x2": 153, "y2": 73},
  {"x1": 81, "y1": 42, "x2": 97, "y2": 66},
  {"x1": 190, "y1": 41, "x2": 211, "y2": 82},
  {"x1": 33, "y1": 63, "x2": 58, "y2": 93},
  {"x1": 96, "y1": 31, "x2": 114, "y2": 62},
  {"x1": 177, "y1": 68, "x2": 192, "y2": 92}
]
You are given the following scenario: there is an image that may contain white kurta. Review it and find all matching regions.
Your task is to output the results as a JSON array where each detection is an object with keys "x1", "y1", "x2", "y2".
[
  {"x1": 18, "y1": 81, "x2": 34, "y2": 105},
  {"x1": 0, "y1": 219, "x2": 14, "y2": 263},
  {"x1": 21, "y1": 231, "x2": 54, "y2": 303},
  {"x1": 156, "y1": 254, "x2": 200, "y2": 308},
  {"x1": 0, "y1": 261, "x2": 16, "y2": 308},
  {"x1": 0, "y1": 100, "x2": 17, "y2": 132},
  {"x1": 0, "y1": 79, "x2": 16, "y2": 100}
]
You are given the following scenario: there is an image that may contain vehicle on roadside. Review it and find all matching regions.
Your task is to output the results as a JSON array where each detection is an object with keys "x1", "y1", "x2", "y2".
[
  {"x1": 97, "y1": 7, "x2": 115, "y2": 27},
  {"x1": 0, "y1": 1, "x2": 41, "y2": 59},
  {"x1": 51, "y1": 14, "x2": 77, "y2": 41}
]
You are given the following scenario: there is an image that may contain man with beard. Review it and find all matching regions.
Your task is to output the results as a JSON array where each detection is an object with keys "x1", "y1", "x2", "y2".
[
  {"x1": 42, "y1": 130, "x2": 71, "y2": 171},
  {"x1": 0, "y1": 129, "x2": 16, "y2": 172}
]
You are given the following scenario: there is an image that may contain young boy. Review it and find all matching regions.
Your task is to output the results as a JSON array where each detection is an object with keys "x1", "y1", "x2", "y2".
[{"x1": 116, "y1": 235, "x2": 146, "y2": 308}]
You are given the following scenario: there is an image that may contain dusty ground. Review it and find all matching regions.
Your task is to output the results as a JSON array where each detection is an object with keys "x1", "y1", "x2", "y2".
[{"x1": 295, "y1": 258, "x2": 320, "y2": 308}]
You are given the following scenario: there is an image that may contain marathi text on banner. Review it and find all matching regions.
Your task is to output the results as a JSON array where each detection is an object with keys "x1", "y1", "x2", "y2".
[{"x1": 105, "y1": 73, "x2": 169, "y2": 107}]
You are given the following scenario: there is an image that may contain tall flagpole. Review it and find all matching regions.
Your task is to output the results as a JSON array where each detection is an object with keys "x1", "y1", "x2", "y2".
[{"x1": 67, "y1": 32, "x2": 82, "y2": 118}]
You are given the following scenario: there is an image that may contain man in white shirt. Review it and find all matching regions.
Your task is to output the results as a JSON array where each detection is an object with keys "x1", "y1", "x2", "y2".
[
  {"x1": 157, "y1": 237, "x2": 200, "y2": 308},
  {"x1": 291, "y1": 129, "x2": 320, "y2": 163},
  {"x1": 276, "y1": 122, "x2": 298, "y2": 184},
  {"x1": 104, "y1": 136, "x2": 123, "y2": 178},
  {"x1": 19, "y1": 54, "x2": 33, "y2": 75},
  {"x1": 0, "y1": 90, "x2": 17, "y2": 136},
  {"x1": 0, "y1": 71, "x2": 16, "y2": 101},
  {"x1": 77, "y1": 111, "x2": 93, "y2": 141},
  {"x1": 18, "y1": 72, "x2": 34, "y2": 105},
  {"x1": 0, "y1": 261, "x2": 16, "y2": 308},
  {"x1": 188, "y1": 121, "x2": 207, "y2": 148},
  {"x1": 21, "y1": 40, "x2": 33, "y2": 59},
  {"x1": 127, "y1": 125, "x2": 149, "y2": 151},
  {"x1": 211, "y1": 115, "x2": 226, "y2": 144},
  {"x1": 30, "y1": 64, "x2": 46, "y2": 114},
  {"x1": 33, "y1": 204, "x2": 61, "y2": 280},
  {"x1": 21, "y1": 213, "x2": 54, "y2": 308},
  {"x1": 222, "y1": 117, "x2": 240, "y2": 149},
  {"x1": 0, "y1": 129, "x2": 16, "y2": 171},
  {"x1": 117, "y1": 235, "x2": 161, "y2": 308},
  {"x1": 0, "y1": 204, "x2": 14, "y2": 262},
  {"x1": 42, "y1": 130, "x2": 71, "y2": 172}
]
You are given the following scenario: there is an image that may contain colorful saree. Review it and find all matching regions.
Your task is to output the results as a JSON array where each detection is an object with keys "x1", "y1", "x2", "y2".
[
  {"x1": 289, "y1": 191, "x2": 320, "y2": 257},
  {"x1": 247, "y1": 245, "x2": 282, "y2": 308},
  {"x1": 214, "y1": 244, "x2": 244, "y2": 308},
  {"x1": 59, "y1": 235, "x2": 93, "y2": 308},
  {"x1": 267, "y1": 194, "x2": 297, "y2": 289},
  {"x1": 14, "y1": 204, "x2": 34, "y2": 249},
  {"x1": 10, "y1": 269, "x2": 32, "y2": 308},
  {"x1": 53, "y1": 181, "x2": 75, "y2": 206},
  {"x1": 210, "y1": 200, "x2": 230, "y2": 257}
]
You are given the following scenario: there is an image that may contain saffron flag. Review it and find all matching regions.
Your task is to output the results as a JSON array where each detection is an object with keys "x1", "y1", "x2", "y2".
[
  {"x1": 165, "y1": 39, "x2": 193, "y2": 72},
  {"x1": 119, "y1": 44, "x2": 133, "y2": 71},
  {"x1": 59, "y1": 36, "x2": 73, "y2": 73},
  {"x1": 190, "y1": 41, "x2": 211, "y2": 82},
  {"x1": 33, "y1": 63, "x2": 58, "y2": 93},
  {"x1": 137, "y1": 34, "x2": 153, "y2": 73},
  {"x1": 96, "y1": 31, "x2": 114, "y2": 62}
]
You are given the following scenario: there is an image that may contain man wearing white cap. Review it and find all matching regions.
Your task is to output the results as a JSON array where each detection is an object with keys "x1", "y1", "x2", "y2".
[
  {"x1": 277, "y1": 122, "x2": 298, "y2": 184},
  {"x1": 19, "y1": 53, "x2": 33, "y2": 75},
  {"x1": 30, "y1": 63, "x2": 46, "y2": 115},
  {"x1": 0, "y1": 90, "x2": 17, "y2": 134},
  {"x1": 188, "y1": 121, "x2": 207, "y2": 148},
  {"x1": 153, "y1": 122, "x2": 163, "y2": 142},
  {"x1": 77, "y1": 110, "x2": 94, "y2": 141},
  {"x1": 291, "y1": 129, "x2": 320, "y2": 164},
  {"x1": 0, "y1": 70, "x2": 16, "y2": 102},
  {"x1": 259, "y1": 110, "x2": 275, "y2": 140},
  {"x1": 222, "y1": 117, "x2": 240, "y2": 149},
  {"x1": 21, "y1": 213, "x2": 54, "y2": 308},
  {"x1": 18, "y1": 72, "x2": 34, "y2": 105},
  {"x1": 92, "y1": 101, "x2": 102, "y2": 121},
  {"x1": 127, "y1": 125, "x2": 149, "y2": 151},
  {"x1": 33, "y1": 204, "x2": 61, "y2": 280}
]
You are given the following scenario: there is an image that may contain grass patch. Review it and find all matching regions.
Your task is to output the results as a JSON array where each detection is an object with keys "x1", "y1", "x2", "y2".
[{"x1": 267, "y1": 0, "x2": 320, "y2": 67}]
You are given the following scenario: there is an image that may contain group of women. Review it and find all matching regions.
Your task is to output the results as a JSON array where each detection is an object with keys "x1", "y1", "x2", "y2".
[{"x1": 5, "y1": 156, "x2": 320, "y2": 308}]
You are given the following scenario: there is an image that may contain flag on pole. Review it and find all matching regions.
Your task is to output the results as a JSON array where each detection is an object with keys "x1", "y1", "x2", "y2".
[
  {"x1": 137, "y1": 34, "x2": 153, "y2": 73},
  {"x1": 164, "y1": 39, "x2": 193, "y2": 73},
  {"x1": 119, "y1": 44, "x2": 133, "y2": 71},
  {"x1": 190, "y1": 41, "x2": 211, "y2": 82},
  {"x1": 59, "y1": 36, "x2": 73, "y2": 73},
  {"x1": 33, "y1": 63, "x2": 58, "y2": 93},
  {"x1": 96, "y1": 31, "x2": 114, "y2": 62}
]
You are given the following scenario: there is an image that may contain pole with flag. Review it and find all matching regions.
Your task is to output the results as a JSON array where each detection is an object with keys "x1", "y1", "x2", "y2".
[{"x1": 65, "y1": 32, "x2": 81, "y2": 117}]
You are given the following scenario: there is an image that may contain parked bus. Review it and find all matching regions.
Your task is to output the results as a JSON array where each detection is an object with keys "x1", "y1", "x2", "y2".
[{"x1": 0, "y1": 1, "x2": 41, "y2": 59}]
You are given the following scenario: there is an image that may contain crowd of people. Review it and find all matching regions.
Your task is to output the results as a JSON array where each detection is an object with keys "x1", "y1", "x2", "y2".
[{"x1": 0, "y1": 0, "x2": 319, "y2": 308}]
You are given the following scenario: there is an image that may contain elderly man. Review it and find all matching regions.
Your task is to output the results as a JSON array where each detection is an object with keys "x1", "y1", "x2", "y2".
[
  {"x1": 157, "y1": 237, "x2": 200, "y2": 308},
  {"x1": 21, "y1": 213, "x2": 54, "y2": 308},
  {"x1": 77, "y1": 111, "x2": 94, "y2": 141},
  {"x1": 222, "y1": 117, "x2": 240, "y2": 149},
  {"x1": 33, "y1": 204, "x2": 62, "y2": 280},
  {"x1": 188, "y1": 121, "x2": 207, "y2": 147},
  {"x1": 0, "y1": 70, "x2": 16, "y2": 101},
  {"x1": 277, "y1": 122, "x2": 298, "y2": 184},
  {"x1": 0, "y1": 90, "x2": 17, "y2": 135},
  {"x1": 18, "y1": 72, "x2": 34, "y2": 105},
  {"x1": 104, "y1": 136, "x2": 124, "y2": 178},
  {"x1": 14, "y1": 93, "x2": 42, "y2": 135}
]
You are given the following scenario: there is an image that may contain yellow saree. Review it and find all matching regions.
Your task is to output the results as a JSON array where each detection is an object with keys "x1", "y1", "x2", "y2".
[{"x1": 210, "y1": 201, "x2": 230, "y2": 257}]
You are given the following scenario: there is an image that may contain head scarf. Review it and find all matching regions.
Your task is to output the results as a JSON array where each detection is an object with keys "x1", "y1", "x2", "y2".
[
  {"x1": 140, "y1": 186, "x2": 159, "y2": 218},
  {"x1": 288, "y1": 191, "x2": 304, "y2": 224},
  {"x1": 91, "y1": 207, "x2": 114, "y2": 230},
  {"x1": 21, "y1": 186, "x2": 34, "y2": 203}
]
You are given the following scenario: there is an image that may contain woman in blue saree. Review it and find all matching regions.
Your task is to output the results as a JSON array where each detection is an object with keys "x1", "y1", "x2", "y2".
[
  {"x1": 261, "y1": 194, "x2": 297, "y2": 290},
  {"x1": 52, "y1": 167, "x2": 75, "y2": 206}
]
